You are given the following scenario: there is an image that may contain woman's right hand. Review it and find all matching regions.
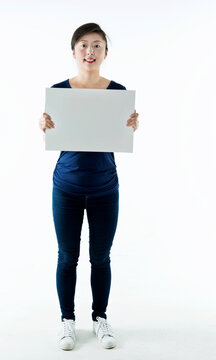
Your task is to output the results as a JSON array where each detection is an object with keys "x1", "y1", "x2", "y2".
[{"x1": 39, "y1": 113, "x2": 55, "y2": 133}]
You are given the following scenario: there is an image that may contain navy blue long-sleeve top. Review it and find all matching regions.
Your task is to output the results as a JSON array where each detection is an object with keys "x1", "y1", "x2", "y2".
[{"x1": 50, "y1": 79, "x2": 127, "y2": 196}]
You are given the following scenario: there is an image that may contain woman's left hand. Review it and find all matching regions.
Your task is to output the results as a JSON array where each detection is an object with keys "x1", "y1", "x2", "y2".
[{"x1": 126, "y1": 110, "x2": 139, "y2": 131}]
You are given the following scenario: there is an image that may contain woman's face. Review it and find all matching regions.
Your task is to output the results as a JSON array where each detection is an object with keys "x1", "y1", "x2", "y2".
[{"x1": 73, "y1": 32, "x2": 107, "y2": 70}]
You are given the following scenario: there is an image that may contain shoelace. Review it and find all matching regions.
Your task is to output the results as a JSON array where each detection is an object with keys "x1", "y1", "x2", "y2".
[
  {"x1": 62, "y1": 319, "x2": 75, "y2": 338},
  {"x1": 96, "y1": 317, "x2": 113, "y2": 337}
]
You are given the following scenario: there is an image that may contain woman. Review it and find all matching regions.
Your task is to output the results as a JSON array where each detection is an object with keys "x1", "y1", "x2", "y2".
[{"x1": 39, "y1": 22, "x2": 139, "y2": 351}]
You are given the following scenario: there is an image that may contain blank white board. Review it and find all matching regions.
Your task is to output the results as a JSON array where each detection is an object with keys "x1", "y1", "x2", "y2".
[{"x1": 44, "y1": 88, "x2": 135, "y2": 152}]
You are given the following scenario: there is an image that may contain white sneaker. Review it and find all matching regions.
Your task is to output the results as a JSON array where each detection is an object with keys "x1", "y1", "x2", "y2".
[
  {"x1": 93, "y1": 316, "x2": 117, "y2": 349},
  {"x1": 58, "y1": 318, "x2": 76, "y2": 350}
]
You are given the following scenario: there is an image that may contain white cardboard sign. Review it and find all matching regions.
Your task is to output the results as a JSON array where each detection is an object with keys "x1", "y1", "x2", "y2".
[{"x1": 45, "y1": 88, "x2": 135, "y2": 152}]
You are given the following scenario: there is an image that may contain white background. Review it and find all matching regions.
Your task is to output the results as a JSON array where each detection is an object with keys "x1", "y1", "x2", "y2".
[{"x1": 0, "y1": 0, "x2": 216, "y2": 359}]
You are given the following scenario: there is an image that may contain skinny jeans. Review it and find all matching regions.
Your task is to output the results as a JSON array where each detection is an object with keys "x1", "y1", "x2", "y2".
[{"x1": 52, "y1": 185, "x2": 119, "y2": 322}]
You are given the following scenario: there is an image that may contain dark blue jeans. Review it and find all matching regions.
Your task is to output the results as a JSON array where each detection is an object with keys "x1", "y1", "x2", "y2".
[{"x1": 52, "y1": 186, "x2": 119, "y2": 322}]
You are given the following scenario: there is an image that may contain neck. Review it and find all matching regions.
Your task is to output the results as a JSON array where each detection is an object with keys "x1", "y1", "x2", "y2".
[{"x1": 75, "y1": 70, "x2": 101, "y2": 86}]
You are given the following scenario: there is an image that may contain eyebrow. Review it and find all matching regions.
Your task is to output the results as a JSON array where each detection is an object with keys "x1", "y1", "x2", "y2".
[{"x1": 80, "y1": 40, "x2": 102, "y2": 43}]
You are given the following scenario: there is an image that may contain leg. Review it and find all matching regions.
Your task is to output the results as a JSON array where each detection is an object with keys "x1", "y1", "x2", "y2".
[
  {"x1": 52, "y1": 186, "x2": 85, "y2": 321},
  {"x1": 86, "y1": 189, "x2": 119, "y2": 321}
]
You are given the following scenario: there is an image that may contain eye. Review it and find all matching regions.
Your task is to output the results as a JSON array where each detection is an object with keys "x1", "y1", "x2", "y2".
[{"x1": 81, "y1": 44, "x2": 100, "y2": 48}]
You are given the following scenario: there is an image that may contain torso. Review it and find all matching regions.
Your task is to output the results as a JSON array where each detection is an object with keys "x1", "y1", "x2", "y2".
[{"x1": 68, "y1": 77, "x2": 111, "y2": 89}]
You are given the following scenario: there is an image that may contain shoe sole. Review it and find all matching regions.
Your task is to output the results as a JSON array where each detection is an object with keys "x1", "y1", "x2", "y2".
[{"x1": 59, "y1": 342, "x2": 75, "y2": 351}]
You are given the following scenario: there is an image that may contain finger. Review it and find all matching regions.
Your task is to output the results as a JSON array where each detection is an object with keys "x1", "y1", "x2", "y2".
[
  {"x1": 43, "y1": 112, "x2": 51, "y2": 118},
  {"x1": 44, "y1": 119, "x2": 54, "y2": 126},
  {"x1": 41, "y1": 116, "x2": 51, "y2": 123},
  {"x1": 44, "y1": 119, "x2": 55, "y2": 127},
  {"x1": 130, "y1": 113, "x2": 139, "y2": 119},
  {"x1": 43, "y1": 114, "x2": 52, "y2": 121},
  {"x1": 47, "y1": 119, "x2": 55, "y2": 125},
  {"x1": 47, "y1": 122, "x2": 55, "y2": 128}
]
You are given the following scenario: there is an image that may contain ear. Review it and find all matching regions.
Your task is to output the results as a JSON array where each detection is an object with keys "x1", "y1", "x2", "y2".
[{"x1": 104, "y1": 50, "x2": 108, "y2": 59}]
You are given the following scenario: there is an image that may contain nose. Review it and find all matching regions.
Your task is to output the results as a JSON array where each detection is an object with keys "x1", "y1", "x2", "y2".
[{"x1": 87, "y1": 46, "x2": 94, "y2": 55}]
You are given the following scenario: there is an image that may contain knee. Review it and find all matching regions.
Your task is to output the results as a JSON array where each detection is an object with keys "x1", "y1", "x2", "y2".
[
  {"x1": 58, "y1": 249, "x2": 79, "y2": 268},
  {"x1": 89, "y1": 255, "x2": 111, "y2": 268}
]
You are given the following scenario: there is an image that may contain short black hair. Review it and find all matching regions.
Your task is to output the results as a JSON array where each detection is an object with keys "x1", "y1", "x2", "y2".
[{"x1": 71, "y1": 22, "x2": 110, "y2": 52}]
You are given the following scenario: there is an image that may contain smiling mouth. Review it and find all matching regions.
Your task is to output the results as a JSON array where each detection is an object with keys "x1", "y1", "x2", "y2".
[{"x1": 84, "y1": 59, "x2": 96, "y2": 63}]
